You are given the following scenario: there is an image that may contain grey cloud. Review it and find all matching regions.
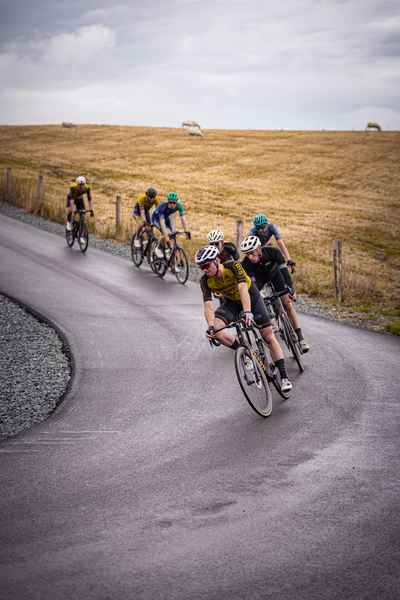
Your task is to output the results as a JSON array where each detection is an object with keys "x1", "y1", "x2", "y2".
[{"x1": 0, "y1": 0, "x2": 399, "y2": 129}]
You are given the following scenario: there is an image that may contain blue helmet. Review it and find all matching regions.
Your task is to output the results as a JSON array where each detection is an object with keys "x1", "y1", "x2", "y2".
[{"x1": 253, "y1": 214, "x2": 268, "y2": 227}]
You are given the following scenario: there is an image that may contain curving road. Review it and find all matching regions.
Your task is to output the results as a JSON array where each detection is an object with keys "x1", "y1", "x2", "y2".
[{"x1": 1, "y1": 213, "x2": 400, "y2": 600}]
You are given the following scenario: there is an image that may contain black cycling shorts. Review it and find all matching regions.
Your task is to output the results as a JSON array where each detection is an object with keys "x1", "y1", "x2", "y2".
[
  {"x1": 214, "y1": 293, "x2": 271, "y2": 329},
  {"x1": 66, "y1": 196, "x2": 85, "y2": 211},
  {"x1": 256, "y1": 265, "x2": 289, "y2": 295}
]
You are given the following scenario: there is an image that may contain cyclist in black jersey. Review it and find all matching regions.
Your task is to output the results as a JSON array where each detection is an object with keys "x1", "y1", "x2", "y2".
[
  {"x1": 206, "y1": 229, "x2": 240, "y2": 262},
  {"x1": 241, "y1": 236, "x2": 310, "y2": 352},
  {"x1": 66, "y1": 176, "x2": 94, "y2": 231},
  {"x1": 196, "y1": 245, "x2": 292, "y2": 392}
]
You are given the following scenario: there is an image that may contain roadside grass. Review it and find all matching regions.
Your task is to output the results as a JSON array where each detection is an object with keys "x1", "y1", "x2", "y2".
[
  {"x1": 385, "y1": 321, "x2": 400, "y2": 335},
  {"x1": 1, "y1": 125, "x2": 399, "y2": 319}
]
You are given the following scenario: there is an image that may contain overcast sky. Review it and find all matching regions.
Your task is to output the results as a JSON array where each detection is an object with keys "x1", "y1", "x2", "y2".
[{"x1": 0, "y1": 0, "x2": 399, "y2": 130}]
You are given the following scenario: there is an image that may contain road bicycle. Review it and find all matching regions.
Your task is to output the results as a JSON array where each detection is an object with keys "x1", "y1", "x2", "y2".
[
  {"x1": 150, "y1": 231, "x2": 190, "y2": 285},
  {"x1": 211, "y1": 315, "x2": 291, "y2": 418},
  {"x1": 263, "y1": 283, "x2": 304, "y2": 372},
  {"x1": 66, "y1": 210, "x2": 90, "y2": 253},
  {"x1": 131, "y1": 224, "x2": 159, "y2": 272}
]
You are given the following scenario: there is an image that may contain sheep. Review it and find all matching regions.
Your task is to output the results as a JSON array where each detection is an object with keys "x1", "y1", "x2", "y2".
[
  {"x1": 182, "y1": 120, "x2": 201, "y2": 129},
  {"x1": 188, "y1": 129, "x2": 204, "y2": 140},
  {"x1": 61, "y1": 122, "x2": 79, "y2": 131},
  {"x1": 365, "y1": 122, "x2": 382, "y2": 131}
]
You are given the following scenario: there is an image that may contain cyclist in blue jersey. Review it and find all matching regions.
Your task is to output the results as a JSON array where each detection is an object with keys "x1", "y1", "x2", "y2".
[
  {"x1": 249, "y1": 214, "x2": 296, "y2": 272},
  {"x1": 152, "y1": 192, "x2": 190, "y2": 258}
]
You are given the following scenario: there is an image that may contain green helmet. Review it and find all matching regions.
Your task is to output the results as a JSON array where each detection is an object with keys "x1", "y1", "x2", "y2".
[{"x1": 167, "y1": 192, "x2": 179, "y2": 202}]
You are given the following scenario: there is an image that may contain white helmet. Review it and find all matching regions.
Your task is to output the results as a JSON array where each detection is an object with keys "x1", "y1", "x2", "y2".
[
  {"x1": 241, "y1": 236, "x2": 261, "y2": 253},
  {"x1": 76, "y1": 176, "x2": 86, "y2": 185},
  {"x1": 195, "y1": 245, "x2": 220, "y2": 266},
  {"x1": 207, "y1": 229, "x2": 224, "y2": 243}
]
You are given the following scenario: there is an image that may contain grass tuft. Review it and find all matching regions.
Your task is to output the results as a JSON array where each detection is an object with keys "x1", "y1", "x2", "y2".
[{"x1": 384, "y1": 321, "x2": 400, "y2": 336}]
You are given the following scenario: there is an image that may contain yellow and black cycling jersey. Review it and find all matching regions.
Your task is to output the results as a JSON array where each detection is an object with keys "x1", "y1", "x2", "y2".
[
  {"x1": 68, "y1": 183, "x2": 92, "y2": 202},
  {"x1": 136, "y1": 194, "x2": 160, "y2": 211},
  {"x1": 200, "y1": 260, "x2": 257, "y2": 303}
]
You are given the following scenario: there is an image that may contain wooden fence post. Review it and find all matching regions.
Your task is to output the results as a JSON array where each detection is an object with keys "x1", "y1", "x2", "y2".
[
  {"x1": 333, "y1": 240, "x2": 344, "y2": 302},
  {"x1": 38, "y1": 175, "x2": 43, "y2": 199},
  {"x1": 115, "y1": 195, "x2": 121, "y2": 238},
  {"x1": 7, "y1": 167, "x2": 12, "y2": 197},
  {"x1": 236, "y1": 220, "x2": 243, "y2": 253}
]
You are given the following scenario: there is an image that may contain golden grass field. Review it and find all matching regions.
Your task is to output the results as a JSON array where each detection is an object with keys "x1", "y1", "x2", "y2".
[{"x1": 1, "y1": 124, "x2": 399, "y2": 328}]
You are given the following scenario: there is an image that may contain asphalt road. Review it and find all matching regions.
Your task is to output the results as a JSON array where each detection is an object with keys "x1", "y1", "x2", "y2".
[{"x1": 1, "y1": 214, "x2": 399, "y2": 600}]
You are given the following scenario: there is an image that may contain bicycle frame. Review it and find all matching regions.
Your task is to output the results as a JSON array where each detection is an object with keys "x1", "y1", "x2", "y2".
[
  {"x1": 263, "y1": 282, "x2": 304, "y2": 371},
  {"x1": 213, "y1": 317, "x2": 275, "y2": 383},
  {"x1": 141, "y1": 224, "x2": 158, "y2": 256}
]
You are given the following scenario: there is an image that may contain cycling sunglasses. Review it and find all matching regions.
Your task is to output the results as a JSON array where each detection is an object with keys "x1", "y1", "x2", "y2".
[
  {"x1": 256, "y1": 224, "x2": 267, "y2": 230},
  {"x1": 199, "y1": 261, "x2": 215, "y2": 270},
  {"x1": 210, "y1": 242, "x2": 220, "y2": 246}
]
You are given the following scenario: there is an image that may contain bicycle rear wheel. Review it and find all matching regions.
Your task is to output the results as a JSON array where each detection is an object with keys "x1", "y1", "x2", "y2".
[
  {"x1": 131, "y1": 234, "x2": 143, "y2": 267},
  {"x1": 235, "y1": 347, "x2": 272, "y2": 417},
  {"x1": 280, "y1": 312, "x2": 304, "y2": 372},
  {"x1": 270, "y1": 361, "x2": 291, "y2": 399},
  {"x1": 172, "y1": 246, "x2": 188, "y2": 284},
  {"x1": 78, "y1": 221, "x2": 89, "y2": 253},
  {"x1": 147, "y1": 239, "x2": 157, "y2": 272},
  {"x1": 66, "y1": 228, "x2": 74, "y2": 248},
  {"x1": 150, "y1": 243, "x2": 167, "y2": 278},
  {"x1": 255, "y1": 339, "x2": 290, "y2": 400}
]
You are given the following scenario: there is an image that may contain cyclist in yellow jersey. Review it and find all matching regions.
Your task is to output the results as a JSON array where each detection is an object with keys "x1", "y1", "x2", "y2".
[
  {"x1": 133, "y1": 187, "x2": 160, "y2": 247},
  {"x1": 66, "y1": 176, "x2": 94, "y2": 230},
  {"x1": 195, "y1": 245, "x2": 292, "y2": 392}
]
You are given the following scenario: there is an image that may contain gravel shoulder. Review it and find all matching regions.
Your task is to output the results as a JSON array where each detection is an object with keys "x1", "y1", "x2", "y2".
[
  {"x1": 0, "y1": 293, "x2": 71, "y2": 440},
  {"x1": 0, "y1": 200, "x2": 394, "y2": 440}
]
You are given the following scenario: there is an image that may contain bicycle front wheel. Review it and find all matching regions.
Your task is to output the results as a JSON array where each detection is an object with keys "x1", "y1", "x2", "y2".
[
  {"x1": 235, "y1": 347, "x2": 272, "y2": 417},
  {"x1": 172, "y1": 246, "x2": 189, "y2": 284},
  {"x1": 131, "y1": 234, "x2": 143, "y2": 267},
  {"x1": 280, "y1": 313, "x2": 304, "y2": 372},
  {"x1": 78, "y1": 221, "x2": 89, "y2": 253}
]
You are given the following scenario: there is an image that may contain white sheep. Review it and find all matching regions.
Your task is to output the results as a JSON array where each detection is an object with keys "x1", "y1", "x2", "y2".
[
  {"x1": 188, "y1": 129, "x2": 204, "y2": 140},
  {"x1": 182, "y1": 120, "x2": 201, "y2": 129},
  {"x1": 61, "y1": 122, "x2": 79, "y2": 131},
  {"x1": 365, "y1": 122, "x2": 382, "y2": 131}
]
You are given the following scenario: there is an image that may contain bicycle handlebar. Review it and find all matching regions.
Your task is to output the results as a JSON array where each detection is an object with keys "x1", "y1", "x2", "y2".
[
  {"x1": 169, "y1": 231, "x2": 191, "y2": 238},
  {"x1": 264, "y1": 285, "x2": 293, "y2": 300},
  {"x1": 212, "y1": 313, "x2": 263, "y2": 336}
]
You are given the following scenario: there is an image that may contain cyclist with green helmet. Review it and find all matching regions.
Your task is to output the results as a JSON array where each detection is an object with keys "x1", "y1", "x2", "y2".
[
  {"x1": 249, "y1": 214, "x2": 296, "y2": 272},
  {"x1": 152, "y1": 192, "x2": 191, "y2": 258}
]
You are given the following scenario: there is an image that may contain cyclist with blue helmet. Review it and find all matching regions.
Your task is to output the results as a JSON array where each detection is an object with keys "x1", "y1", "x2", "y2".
[
  {"x1": 152, "y1": 192, "x2": 191, "y2": 258},
  {"x1": 249, "y1": 214, "x2": 296, "y2": 272}
]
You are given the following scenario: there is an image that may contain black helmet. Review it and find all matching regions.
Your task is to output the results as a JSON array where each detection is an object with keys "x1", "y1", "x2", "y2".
[{"x1": 146, "y1": 187, "x2": 157, "y2": 198}]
